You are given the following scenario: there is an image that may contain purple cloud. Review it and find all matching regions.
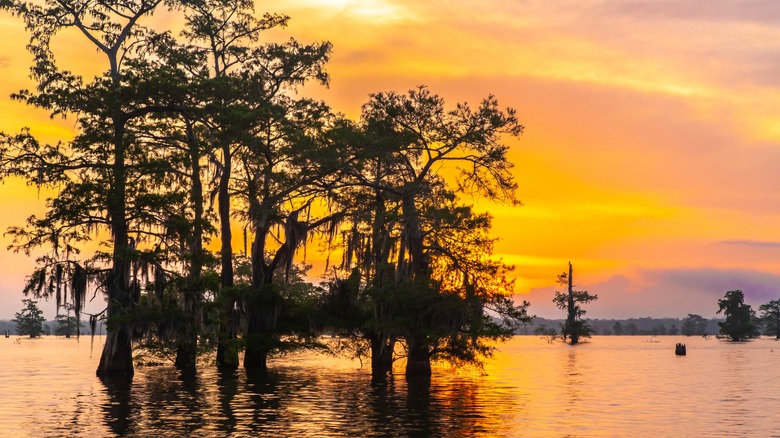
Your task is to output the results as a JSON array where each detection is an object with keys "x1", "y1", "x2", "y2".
[
  {"x1": 720, "y1": 240, "x2": 780, "y2": 249},
  {"x1": 520, "y1": 267, "x2": 780, "y2": 320}
]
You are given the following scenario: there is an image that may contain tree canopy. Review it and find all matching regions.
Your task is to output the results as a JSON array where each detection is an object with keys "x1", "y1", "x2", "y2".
[
  {"x1": 759, "y1": 299, "x2": 780, "y2": 339},
  {"x1": 553, "y1": 262, "x2": 597, "y2": 345},
  {"x1": 0, "y1": 0, "x2": 531, "y2": 380},
  {"x1": 717, "y1": 290, "x2": 759, "y2": 341},
  {"x1": 12, "y1": 299, "x2": 46, "y2": 338},
  {"x1": 681, "y1": 314, "x2": 709, "y2": 337}
]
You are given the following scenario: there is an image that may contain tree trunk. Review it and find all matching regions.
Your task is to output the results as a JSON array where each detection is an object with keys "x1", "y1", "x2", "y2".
[
  {"x1": 369, "y1": 184, "x2": 396, "y2": 382},
  {"x1": 216, "y1": 143, "x2": 238, "y2": 370},
  {"x1": 96, "y1": 104, "x2": 134, "y2": 379},
  {"x1": 175, "y1": 120, "x2": 205, "y2": 372},
  {"x1": 244, "y1": 249, "x2": 278, "y2": 371},
  {"x1": 174, "y1": 340, "x2": 197, "y2": 372},
  {"x1": 370, "y1": 332, "x2": 394, "y2": 379},
  {"x1": 244, "y1": 288, "x2": 274, "y2": 372},
  {"x1": 243, "y1": 296, "x2": 278, "y2": 372},
  {"x1": 400, "y1": 194, "x2": 425, "y2": 281},
  {"x1": 776, "y1": 318, "x2": 779, "y2": 340},
  {"x1": 405, "y1": 336, "x2": 432, "y2": 376},
  {"x1": 567, "y1": 261, "x2": 579, "y2": 345},
  {"x1": 243, "y1": 348, "x2": 268, "y2": 371}
]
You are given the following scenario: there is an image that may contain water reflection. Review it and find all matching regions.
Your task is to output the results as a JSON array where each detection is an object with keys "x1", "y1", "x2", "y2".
[
  {"x1": 216, "y1": 369, "x2": 238, "y2": 434},
  {"x1": 91, "y1": 364, "x2": 519, "y2": 436},
  {"x1": 5, "y1": 337, "x2": 780, "y2": 436},
  {"x1": 565, "y1": 350, "x2": 581, "y2": 408},
  {"x1": 100, "y1": 378, "x2": 133, "y2": 436}
]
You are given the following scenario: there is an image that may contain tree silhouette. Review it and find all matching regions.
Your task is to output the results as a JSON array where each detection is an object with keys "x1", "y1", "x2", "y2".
[
  {"x1": 13, "y1": 299, "x2": 46, "y2": 338},
  {"x1": 54, "y1": 303, "x2": 84, "y2": 338},
  {"x1": 553, "y1": 262, "x2": 597, "y2": 345},
  {"x1": 328, "y1": 87, "x2": 530, "y2": 377},
  {"x1": 759, "y1": 299, "x2": 780, "y2": 339},
  {"x1": 178, "y1": 0, "x2": 298, "y2": 370},
  {"x1": 0, "y1": 0, "x2": 531, "y2": 381},
  {"x1": 1, "y1": 0, "x2": 176, "y2": 378},
  {"x1": 717, "y1": 290, "x2": 759, "y2": 341},
  {"x1": 681, "y1": 314, "x2": 709, "y2": 336}
]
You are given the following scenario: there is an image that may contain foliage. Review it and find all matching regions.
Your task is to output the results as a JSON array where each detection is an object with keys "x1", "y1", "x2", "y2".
[
  {"x1": 329, "y1": 87, "x2": 529, "y2": 375},
  {"x1": 717, "y1": 290, "x2": 759, "y2": 341},
  {"x1": 759, "y1": 299, "x2": 780, "y2": 339},
  {"x1": 681, "y1": 314, "x2": 709, "y2": 336},
  {"x1": 0, "y1": 0, "x2": 529, "y2": 379},
  {"x1": 54, "y1": 304, "x2": 85, "y2": 337},
  {"x1": 553, "y1": 262, "x2": 597, "y2": 345},
  {"x1": 12, "y1": 299, "x2": 46, "y2": 338},
  {"x1": 534, "y1": 324, "x2": 558, "y2": 343}
]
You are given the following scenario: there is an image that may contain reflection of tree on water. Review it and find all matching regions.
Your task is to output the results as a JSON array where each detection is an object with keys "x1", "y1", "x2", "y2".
[
  {"x1": 140, "y1": 368, "x2": 207, "y2": 432},
  {"x1": 244, "y1": 369, "x2": 283, "y2": 427},
  {"x1": 718, "y1": 348, "x2": 752, "y2": 429},
  {"x1": 366, "y1": 375, "x2": 397, "y2": 431},
  {"x1": 97, "y1": 363, "x2": 518, "y2": 435},
  {"x1": 216, "y1": 369, "x2": 238, "y2": 434},
  {"x1": 100, "y1": 368, "x2": 210, "y2": 435},
  {"x1": 175, "y1": 370, "x2": 206, "y2": 432},
  {"x1": 100, "y1": 377, "x2": 133, "y2": 436},
  {"x1": 405, "y1": 375, "x2": 437, "y2": 435},
  {"x1": 139, "y1": 369, "x2": 192, "y2": 431},
  {"x1": 557, "y1": 350, "x2": 587, "y2": 435},
  {"x1": 565, "y1": 351, "x2": 582, "y2": 409},
  {"x1": 364, "y1": 374, "x2": 518, "y2": 436}
]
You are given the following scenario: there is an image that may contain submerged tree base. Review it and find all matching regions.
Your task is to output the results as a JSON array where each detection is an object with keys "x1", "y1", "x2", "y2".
[
  {"x1": 96, "y1": 330, "x2": 134, "y2": 380},
  {"x1": 216, "y1": 341, "x2": 240, "y2": 371},
  {"x1": 244, "y1": 348, "x2": 269, "y2": 372}
]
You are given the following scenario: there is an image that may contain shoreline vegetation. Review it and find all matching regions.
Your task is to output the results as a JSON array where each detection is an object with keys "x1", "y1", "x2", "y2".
[{"x1": 0, "y1": 316, "x2": 748, "y2": 338}]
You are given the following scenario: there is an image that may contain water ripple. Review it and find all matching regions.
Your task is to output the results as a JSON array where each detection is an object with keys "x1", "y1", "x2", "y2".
[{"x1": 2, "y1": 336, "x2": 780, "y2": 436}]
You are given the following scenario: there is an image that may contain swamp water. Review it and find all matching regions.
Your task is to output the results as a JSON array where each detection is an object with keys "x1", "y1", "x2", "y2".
[{"x1": 1, "y1": 336, "x2": 779, "y2": 436}]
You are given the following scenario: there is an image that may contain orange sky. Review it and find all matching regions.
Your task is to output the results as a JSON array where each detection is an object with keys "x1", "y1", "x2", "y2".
[{"x1": 2, "y1": 0, "x2": 780, "y2": 319}]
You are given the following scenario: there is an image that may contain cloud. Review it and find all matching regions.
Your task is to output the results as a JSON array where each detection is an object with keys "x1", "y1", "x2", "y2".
[
  {"x1": 646, "y1": 267, "x2": 780, "y2": 303},
  {"x1": 520, "y1": 267, "x2": 780, "y2": 320},
  {"x1": 720, "y1": 240, "x2": 780, "y2": 249},
  {"x1": 601, "y1": 0, "x2": 780, "y2": 26}
]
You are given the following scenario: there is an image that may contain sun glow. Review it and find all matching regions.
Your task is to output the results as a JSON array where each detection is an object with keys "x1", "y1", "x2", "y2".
[
  {"x1": 1, "y1": 1, "x2": 780, "y2": 319},
  {"x1": 286, "y1": 0, "x2": 413, "y2": 22}
]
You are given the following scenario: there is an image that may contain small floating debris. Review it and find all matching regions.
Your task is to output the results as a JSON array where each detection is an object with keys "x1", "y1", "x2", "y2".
[{"x1": 675, "y1": 343, "x2": 686, "y2": 356}]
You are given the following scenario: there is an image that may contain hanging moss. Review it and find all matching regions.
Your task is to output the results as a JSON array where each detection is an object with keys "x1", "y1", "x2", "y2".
[
  {"x1": 89, "y1": 314, "x2": 98, "y2": 354},
  {"x1": 71, "y1": 264, "x2": 88, "y2": 338},
  {"x1": 55, "y1": 263, "x2": 63, "y2": 314}
]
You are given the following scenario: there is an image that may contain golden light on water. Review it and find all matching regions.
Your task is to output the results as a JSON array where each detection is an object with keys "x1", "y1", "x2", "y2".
[{"x1": 4, "y1": 336, "x2": 780, "y2": 435}]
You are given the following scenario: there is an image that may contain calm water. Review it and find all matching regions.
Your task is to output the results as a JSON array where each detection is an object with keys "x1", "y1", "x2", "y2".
[{"x1": 1, "y1": 335, "x2": 779, "y2": 436}]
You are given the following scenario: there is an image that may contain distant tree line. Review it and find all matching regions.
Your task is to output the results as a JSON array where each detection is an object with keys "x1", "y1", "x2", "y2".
[
  {"x1": 526, "y1": 316, "x2": 720, "y2": 337},
  {"x1": 0, "y1": 0, "x2": 531, "y2": 379},
  {"x1": 2, "y1": 300, "x2": 96, "y2": 337},
  {"x1": 529, "y1": 290, "x2": 780, "y2": 341}
]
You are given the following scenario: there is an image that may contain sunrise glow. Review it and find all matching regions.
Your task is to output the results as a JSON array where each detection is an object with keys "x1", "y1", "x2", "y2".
[{"x1": 2, "y1": 1, "x2": 780, "y2": 320}]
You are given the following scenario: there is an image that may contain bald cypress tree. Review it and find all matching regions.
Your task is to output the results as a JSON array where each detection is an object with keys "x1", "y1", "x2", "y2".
[
  {"x1": 553, "y1": 262, "x2": 597, "y2": 345},
  {"x1": 0, "y1": 0, "x2": 175, "y2": 378},
  {"x1": 717, "y1": 290, "x2": 759, "y2": 341},
  {"x1": 12, "y1": 299, "x2": 46, "y2": 338},
  {"x1": 331, "y1": 87, "x2": 531, "y2": 377}
]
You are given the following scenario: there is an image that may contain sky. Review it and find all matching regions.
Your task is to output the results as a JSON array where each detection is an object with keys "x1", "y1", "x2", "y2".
[{"x1": 1, "y1": 0, "x2": 780, "y2": 319}]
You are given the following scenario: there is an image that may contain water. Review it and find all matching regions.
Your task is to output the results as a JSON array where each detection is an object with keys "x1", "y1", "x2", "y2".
[{"x1": 1, "y1": 336, "x2": 779, "y2": 436}]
